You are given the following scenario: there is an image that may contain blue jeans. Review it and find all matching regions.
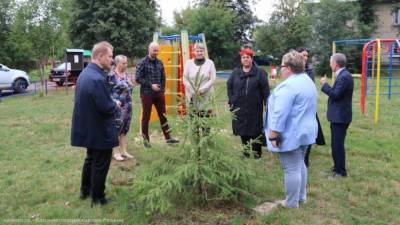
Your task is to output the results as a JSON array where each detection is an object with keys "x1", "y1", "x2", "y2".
[{"x1": 278, "y1": 146, "x2": 308, "y2": 208}]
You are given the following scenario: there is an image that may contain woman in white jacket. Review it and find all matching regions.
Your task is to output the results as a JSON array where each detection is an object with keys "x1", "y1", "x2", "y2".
[{"x1": 183, "y1": 43, "x2": 216, "y2": 134}]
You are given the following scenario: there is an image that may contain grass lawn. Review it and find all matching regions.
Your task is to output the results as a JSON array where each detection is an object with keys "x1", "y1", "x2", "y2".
[{"x1": 0, "y1": 78, "x2": 399, "y2": 224}]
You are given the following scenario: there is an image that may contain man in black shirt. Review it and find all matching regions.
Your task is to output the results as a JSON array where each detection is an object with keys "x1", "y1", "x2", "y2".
[{"x1": 136, "y1": 42, "x2": 179, "y2": 148}]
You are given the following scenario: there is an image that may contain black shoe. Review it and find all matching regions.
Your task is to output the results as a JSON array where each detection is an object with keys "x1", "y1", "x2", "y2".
[
  {"x1": 166, "y1": 138, "x2": 179, "y2": 144},
  {"x1": 79, "y1": 192, "x2": 89, "y2": 200},
  {"x1": 329, "y1": 172, "x2": 347, "y2": 179},
  {"x1": 143, "y1": 142, "x2": 151, "y2": 149},
  {"x1": 91, "y1": 197, "x2": 110, "y2": 207},
  {"x1": 253, "y1": 151, "x2": 262, "y2": 159}
]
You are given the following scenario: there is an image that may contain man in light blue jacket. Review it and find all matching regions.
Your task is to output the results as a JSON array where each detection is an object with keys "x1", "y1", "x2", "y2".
[{"x1": 265, "y1": 51, "x2": 318, "y2": 208}]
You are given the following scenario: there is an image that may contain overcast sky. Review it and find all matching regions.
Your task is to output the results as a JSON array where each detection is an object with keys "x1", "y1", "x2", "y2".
[{"x1": 156, "y1": 0, "x2": 277, "y2": 25}]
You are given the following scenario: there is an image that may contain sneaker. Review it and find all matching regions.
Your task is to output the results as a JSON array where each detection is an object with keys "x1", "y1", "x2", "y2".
[
  {"x1": 166, "y1": 138, "x2": 179, "y2": 144},
  {"x1": 274, "y1": 200, "x2": 287, "y2": 207},
  {"x1": 275, "y1": 200, "x2": 298, "y2": 208}
]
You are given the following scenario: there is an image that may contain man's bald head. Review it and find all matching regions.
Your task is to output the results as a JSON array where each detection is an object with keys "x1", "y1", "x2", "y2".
[{"x1": 148, "y1": 42, "x2": 160, "y2": 59}]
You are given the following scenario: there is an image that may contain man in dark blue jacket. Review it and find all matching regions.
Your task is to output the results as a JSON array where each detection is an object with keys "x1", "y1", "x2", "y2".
[
  {"x1": 71, "y1": 41, "x2": 120, "y2": 206},
  {"x1": 320, "y1": 53, "x2": 354, "y2": 177}
]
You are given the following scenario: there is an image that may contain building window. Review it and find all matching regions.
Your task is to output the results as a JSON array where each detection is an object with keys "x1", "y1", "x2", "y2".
[{"x1": 394, "y1": 8, "x2": 400, "y2": 25}]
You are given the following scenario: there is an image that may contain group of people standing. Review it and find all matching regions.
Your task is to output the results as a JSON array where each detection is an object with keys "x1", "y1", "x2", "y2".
[
  {"x1": 228, "y1": 47, "x2": 353, "y2": 208},
  {"x1": 70, "y1": 40, "x2": 353, "y2": 208},
  {"x1": 264, "y1": 50, "x2": 353, "y2": 208}
]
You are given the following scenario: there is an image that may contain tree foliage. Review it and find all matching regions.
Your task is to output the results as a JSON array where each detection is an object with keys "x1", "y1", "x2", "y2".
[
  {"x1": 253, "y1": 0, "x2": 311, "y2": 59},
  {"x1": 132, "y1": 80, "x2": 256, "y2": 215},
  {"x1": 174, "y1": 5, "x2": 239, "y2": 68},
  {"x1": 253, "y1": 0, "x2": 377, "y2": 75},
  {"x1": 0, "y1": 0, "x2": 14, "y2": 65},
  {"x1": 69, "y1": 0, "x2": 160, "y2": 57},
  {"x1": 6, "y1": 0, "x2": 70, "y2": 78},
  {"x1": 194, "y1": 0, "x2": 257, "y2": 43},
  {"x1": 357, "y1": 0, "x2": 377, "y2": 37},
  {"x1": 308, "y1": 0, "x2": 362, "y2": 75}
]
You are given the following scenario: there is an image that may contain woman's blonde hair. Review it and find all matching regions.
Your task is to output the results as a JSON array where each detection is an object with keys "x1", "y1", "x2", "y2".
[
  {"x1": 282, "y1": 51, "x2": 305, "y2": 73},
  {"x1": 193, "y1": 42, "x2": 205, "y2": 50}
]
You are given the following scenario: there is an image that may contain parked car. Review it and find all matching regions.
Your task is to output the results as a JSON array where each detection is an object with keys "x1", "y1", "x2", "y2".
[
  {"x1": 253, "y1": 55, "x2": 278, "y2": 66},
  {"x1": 49, "y1": 63, "x2": 71, "y2": 86},
  {"x1": 0, "y1": 64, "x2": 30, "y2": 93},
  {"x1": 49, "y1": 49, "x2": 91, "y2": 86}
]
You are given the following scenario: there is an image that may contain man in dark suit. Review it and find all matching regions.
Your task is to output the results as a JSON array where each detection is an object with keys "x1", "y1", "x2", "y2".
[
  {"x1": 71, "y1": 41, "x2": 120, "y2": 206},
  {"x1": 320, "y1": 53, "x2": 354, "y2": 177}
]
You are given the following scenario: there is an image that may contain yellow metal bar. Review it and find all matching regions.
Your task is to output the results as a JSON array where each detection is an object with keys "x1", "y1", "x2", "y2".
[
  {"x1": 201, "y1": 34, "x2": 209, "y2": 59},
  {"x1": 164, "y1": 65, "x2": 181, "y2": 68},
  {"x1": 153, "y1": 32, "x2": 159, "y2": 43},
  {"x1": 332, "y1": 41, "x2": 336, "y2": 83},
  {"x1": 374, "y1": 39, "x2": 381, "y2": 124},
  {"x1": 372, "y1": 44, "x2": 376, "y2": 78},
  {"x1": 170, "y1": 41, "x2": 179, "y2": 111},
  {"x1": 165, "y1": 78, "x2": 181, "y2": 81},
  {"x1": 181, "y1": 30, "x2": 190, "y2": 64},
  {"x1": 159, "y1": 51, "x2": 181, "y2": 54},
  {"x1": 332, "y1": 41, "x2": 336, "y2": 54},
  {"x1": 165, "y1": 92, "x2": 184, "y2": 95}
]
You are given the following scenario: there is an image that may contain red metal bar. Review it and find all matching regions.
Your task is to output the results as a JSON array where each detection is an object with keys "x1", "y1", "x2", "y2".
[
  {"x1": 360, "y1": 39, "x2": 397, "y2": 115},
  {"x1": 361, "y1": 41, "x2": 368, "y2": 114}
]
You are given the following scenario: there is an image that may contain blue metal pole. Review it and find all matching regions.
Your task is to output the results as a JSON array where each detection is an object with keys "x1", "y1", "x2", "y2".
[
  {"x1": 366, "y1": 49, "x2": 370, "y2": 96},
  {"x1": 45, "y1": 79, "x2": 48, "y2": 96},
  {"x1": 388, "y1": 43, "x2": 394, "y2": 100}
]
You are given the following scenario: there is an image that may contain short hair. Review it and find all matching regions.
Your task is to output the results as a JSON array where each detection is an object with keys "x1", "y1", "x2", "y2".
[
  {"x1": 148, "y1": 42, "x2": 159, "y2": 50},
  {"x1": 92, "y1": 41, "x2": 113, "y2": 60},
  {"x1": 114, "y1": 55, "x2": 127, "y2": 65},
  {"x1": 239, "y1": 48, "x2": 255, "y2": 58},
  {"x1": 193, "y1": 43, "x2": 205, "y2": 50},
  {"x1": 282, "y1": 51, "x2": 305, "y2": 73},
  {"x1": 331, "y1": 53, "x2": 347, "y2": 68},
  {"x1": 296, "y1": 47, "x2": 309, "y2": 53}
]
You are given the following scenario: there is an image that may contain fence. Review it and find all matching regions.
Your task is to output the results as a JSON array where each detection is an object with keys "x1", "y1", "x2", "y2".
[{"x1": 0, "y1": 80, "x2": 74, "y2": 102}]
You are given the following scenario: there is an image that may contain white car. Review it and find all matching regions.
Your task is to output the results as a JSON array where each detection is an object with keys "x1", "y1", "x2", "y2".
[{"x1": 0, "y1": 64, "x2": 30, "y2": 93}]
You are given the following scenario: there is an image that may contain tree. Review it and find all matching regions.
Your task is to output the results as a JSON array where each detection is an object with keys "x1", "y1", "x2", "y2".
[
  {"x1": 132, "y1": 83, "x2": 256, "y2": 215},
  {"x1": 308, "y1": 0, "x2": 361, "y2": 75},
  {"x1": 194, "y1": 0, "x2": 257, "y2": 43},
  {"x1": 174, "y1": 5, "x2": 239, "y2": 68},
  {"x1": 357, "y1": 0, "x2": 377, "y2": 37},
  {"x1": 253, "y1": 0, "x2": 311, "y2": 58},
  {"x1": 0, "y1": 0, "x2": 15, "y2": 65},
  {"x1": 69, "y1": 0, "x2": 160, "y2": 57},
  {"x1": 7, "y1": 0, "x2": 69, "y2": 81}
]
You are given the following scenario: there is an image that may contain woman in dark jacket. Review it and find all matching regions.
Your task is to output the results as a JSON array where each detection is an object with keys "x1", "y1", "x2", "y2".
[
  {"x1": 296, "y1": 47, "x2": 326, "y2": 167},
  {"x1": 227, "y1": 48, "x2": 270, "y2": 158}
]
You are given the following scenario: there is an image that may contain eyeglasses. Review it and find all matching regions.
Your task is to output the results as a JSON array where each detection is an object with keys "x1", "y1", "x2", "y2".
[{"x1": 279, "y1": 65, "x2": 288, "y2": 69}]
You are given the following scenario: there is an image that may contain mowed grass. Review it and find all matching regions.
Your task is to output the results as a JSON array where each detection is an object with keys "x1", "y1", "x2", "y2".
[{"x1": 0, "y1": 78, "x2": 399, "y2": 225}]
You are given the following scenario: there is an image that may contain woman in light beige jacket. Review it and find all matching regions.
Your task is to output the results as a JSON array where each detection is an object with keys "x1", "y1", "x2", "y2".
[
  {"x1": 183, "y1": 43, "x2": 216, "y2": 113},
  {"x1": 183, "y1": 43, "x2": 216, "y2": 135}
]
